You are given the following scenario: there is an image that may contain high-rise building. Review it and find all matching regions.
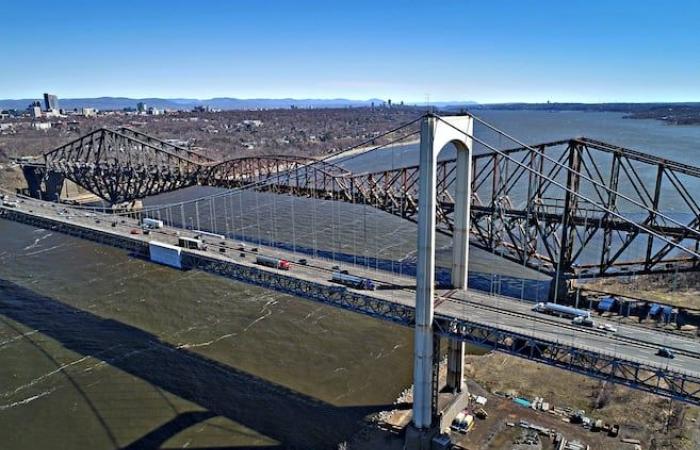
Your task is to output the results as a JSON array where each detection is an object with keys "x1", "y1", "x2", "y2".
[
  {"x1": 28, "y1": 101, "x2": 42, "y2": 118},
  {"x1": 137, "y1": 102, "x2": 147, "y2": 113},
  {"x1": 43, "y1": 93, "x2": 59, "y2": 112}
]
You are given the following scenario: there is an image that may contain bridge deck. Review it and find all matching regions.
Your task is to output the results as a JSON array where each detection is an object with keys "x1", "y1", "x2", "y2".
[{"x1": 1, "y1": 194, "x2": 700, "y2": 404}]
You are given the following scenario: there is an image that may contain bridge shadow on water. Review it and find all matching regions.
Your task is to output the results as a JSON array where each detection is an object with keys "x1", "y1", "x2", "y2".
[{"x1": 0, "y1": 279, "x2": 396, "y2": 450}]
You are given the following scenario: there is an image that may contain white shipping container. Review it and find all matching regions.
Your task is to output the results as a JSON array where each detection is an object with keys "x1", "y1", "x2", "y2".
[{"x1": 149, "y1": 241, "x2": 182, "y2": 269}]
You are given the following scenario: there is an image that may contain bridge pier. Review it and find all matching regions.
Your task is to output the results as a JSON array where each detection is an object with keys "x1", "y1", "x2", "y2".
[
  {"x1": 446, "y1": 339, "x2": 466, "y2": 393},
  {"x1": 408, "y1": 114, "x2": 473, "y2": 449}
]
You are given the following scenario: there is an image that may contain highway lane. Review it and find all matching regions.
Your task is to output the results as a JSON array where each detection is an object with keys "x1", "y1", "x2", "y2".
[
  {"x1": 446, "y1": 289, "x2": 700, "y2": 357},
  {"x1": 2, "y1": 193, "x2": 699, "y2": 378}
]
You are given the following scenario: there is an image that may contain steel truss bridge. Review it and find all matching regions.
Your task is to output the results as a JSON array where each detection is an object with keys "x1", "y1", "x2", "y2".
[
  {"x1": 21, "y1": 124, "x2": 700, "y2": 286},
  {"x1": 1, "y1": 199, "x2": 699, "y2": 408},
  {"x1": 6, "y1": 112, "x2": 700, "y2": 434}
]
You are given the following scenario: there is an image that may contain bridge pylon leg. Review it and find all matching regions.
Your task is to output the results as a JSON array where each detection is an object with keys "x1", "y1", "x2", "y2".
[
  {"x1": 446, "y1": 339, "x2": 466, "y2": 393},
  {"x1": 446, "y1": 135, "x2": 472, "y2": 394},
  {"x1": 407, "y1": 114, "x2": 473, "y2": 450}
]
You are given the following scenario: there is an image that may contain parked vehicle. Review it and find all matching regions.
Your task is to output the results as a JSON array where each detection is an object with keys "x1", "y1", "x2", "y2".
[
  {"x1": 2, "y1": 199, "x2": 19, "y2": 208},
  {"x1": 298, "y1": 258, "x2": 308, "y2": 265},
  {"x1": 331, "y1": 272, "x2": 376, "y2": 290},
  {"x1": 533, "y1": 302, "x2": 591, "y2": 319},
  {"x1": 656, "y1": 347, "x2": 675, "y2": 359},
  {"x1": 255, "y1": 255, "x2": 290, "y2": 270}
]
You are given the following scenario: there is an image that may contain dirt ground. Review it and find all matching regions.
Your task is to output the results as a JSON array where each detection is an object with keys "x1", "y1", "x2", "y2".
[
  {"x1": 0, "y1": 165, "x2": 24, "y2": 192},
  {"x1": 582, "y1": 273, "x2": 700, "y2": 310},
  {"x1": 464, "y1": 353, "x2": 700, "y2": 450},
  {"x1": 348, "y1": 352, "x2": 700, "y2": 450}
]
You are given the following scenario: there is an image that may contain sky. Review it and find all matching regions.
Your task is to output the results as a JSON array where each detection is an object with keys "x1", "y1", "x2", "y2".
[{"x1": 1, "y1": 0, "x2": 699, "y2": 103}]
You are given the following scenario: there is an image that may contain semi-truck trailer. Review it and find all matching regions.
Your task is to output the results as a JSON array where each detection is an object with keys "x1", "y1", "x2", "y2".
[
  {"x1": 255, "y1": 255, "x2": 290, "y2": 270},
  {"x1": 532, "y1": 302, "x2": 591, "y2": 319},
  {"x1": 178, "y1": 236, "x2": 205, "y2": 250},
  {"x1": 331, "y1": 272, "x2": 376, "y2": 290}
]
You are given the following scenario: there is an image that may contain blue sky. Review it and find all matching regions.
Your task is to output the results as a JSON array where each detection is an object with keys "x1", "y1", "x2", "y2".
[{"x1": 1, "y1": 1, "x2": 698, "y2": 102}]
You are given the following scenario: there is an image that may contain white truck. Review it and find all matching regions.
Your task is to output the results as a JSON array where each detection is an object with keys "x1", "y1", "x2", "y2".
[{"x1": 142, "y1": 218, "x2": 164, "y2": 229}]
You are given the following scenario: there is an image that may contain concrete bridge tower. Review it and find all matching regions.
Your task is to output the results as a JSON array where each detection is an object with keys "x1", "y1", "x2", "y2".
[{"x1": 407, "y1": 114, "x2": 473, "y2": 449}]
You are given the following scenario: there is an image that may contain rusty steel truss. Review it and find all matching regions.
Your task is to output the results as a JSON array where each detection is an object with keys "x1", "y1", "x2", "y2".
[{"x1": 24, "y1": 127, "x2": 700, "y2": 282}]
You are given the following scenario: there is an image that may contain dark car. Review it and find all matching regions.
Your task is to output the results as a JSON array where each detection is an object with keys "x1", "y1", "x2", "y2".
[
  {"x1": 656, "y1": 347, "x2": 675, "y2": 359},
  {"x1": 298, "y1": 258, "x2": 308, "y2": 265}
]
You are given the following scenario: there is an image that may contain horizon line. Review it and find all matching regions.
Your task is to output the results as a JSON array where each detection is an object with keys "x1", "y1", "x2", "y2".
[{"x1": 2, "y1": 95, "x2": 700, "y2": 105}]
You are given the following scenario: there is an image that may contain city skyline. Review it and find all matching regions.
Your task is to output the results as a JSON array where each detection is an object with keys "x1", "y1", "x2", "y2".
[{"x1": 1, "y1": 0, "x2": 699, "y2": 103}]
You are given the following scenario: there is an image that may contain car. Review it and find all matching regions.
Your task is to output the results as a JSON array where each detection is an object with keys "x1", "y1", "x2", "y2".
[
  {"x1": 656, "y1": 347, "x2": 675, "y2": 359},
  {"x1": 332, "y1": 265, "x2": 341, "y2": 270},
  {"x1": 572, "y1": 315, "x2": 595, "y2": 327},
  {"x1": 598, "y1": 323, "x2": 618, "y2": 333},
  {"x1": 298, "y1": 258, "x2": 308, "y2": 265},
  {"x1": 130, "y1": 228, "x2": 141, "y2": 235},
  {"x1": 251, "y1": 247, "x2": 259, "y2": 252}
]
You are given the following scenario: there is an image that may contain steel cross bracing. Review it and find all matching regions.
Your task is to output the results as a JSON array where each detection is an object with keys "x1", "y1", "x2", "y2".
[
  {"x1": 26, "y1": 127, "x2": 700, "y2": 279},
  {"x1": 432, "y1": 315, "x2": 700, "y2": 403},
  {"x1": 1, "y1": 203, "x2": 699, "y2": 406},
  {"x1": 43, "y1": 128, "x2": 207, "y2": 203}
]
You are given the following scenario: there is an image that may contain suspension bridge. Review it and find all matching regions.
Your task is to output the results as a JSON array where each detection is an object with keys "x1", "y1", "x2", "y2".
[{"x1": 6, "y1": 112, "x2": 700, "y2": 448}]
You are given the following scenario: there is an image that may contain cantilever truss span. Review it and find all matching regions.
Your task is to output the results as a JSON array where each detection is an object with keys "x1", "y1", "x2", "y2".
[{"x1": 26, "y1": 127, "x2": 700, "y2": 280}]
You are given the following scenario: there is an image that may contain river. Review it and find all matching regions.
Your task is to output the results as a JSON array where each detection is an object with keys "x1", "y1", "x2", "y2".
[{"x1": 0, "y1": 111, "x2": 699, "y2": 449}]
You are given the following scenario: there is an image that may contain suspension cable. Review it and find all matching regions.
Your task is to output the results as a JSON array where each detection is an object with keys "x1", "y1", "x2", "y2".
[
  {"x1": 468, "y1": 113, "x2": 700, "y2": 240},
  {"x1": 434, "y1": 114, "x2": 700, "y2": 260}
]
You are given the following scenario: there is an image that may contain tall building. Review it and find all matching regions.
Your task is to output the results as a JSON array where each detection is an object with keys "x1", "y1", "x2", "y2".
[
  {"x1": 137, "y1": 102, "x2": 147, "y2": 113},
  {"x1": 28, "y1": 101, "x2": 42, "y2": 118},
  {"x1": 43, "y1": 93, "x2": 59, "y2": 112}
]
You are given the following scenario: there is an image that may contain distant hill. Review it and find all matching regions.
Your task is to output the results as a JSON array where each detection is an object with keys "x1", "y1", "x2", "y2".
[
  {"x1": 0, "y1": 97, "x2": 414, "y2": 111},
  {"x1": 0, "y1": 96, "x2": 481, "y2": 111}
]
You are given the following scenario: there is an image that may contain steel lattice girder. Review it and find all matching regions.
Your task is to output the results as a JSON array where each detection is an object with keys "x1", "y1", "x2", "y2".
[
  {"x1": 30, "y1": 128, "x2": 700, "y2": 278},
  {"x1": 432, "y1": 315, "x2": 700, "y2": 406}
]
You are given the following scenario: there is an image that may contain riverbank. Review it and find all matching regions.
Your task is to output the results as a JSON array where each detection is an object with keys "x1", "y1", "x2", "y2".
[
  {"x1": 347, "y1": 352, "x2": 700, "y2": 450},
  {"x1": 325, "y1": 136, "x2": 420, "y2": 165}
]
